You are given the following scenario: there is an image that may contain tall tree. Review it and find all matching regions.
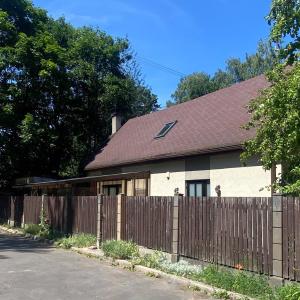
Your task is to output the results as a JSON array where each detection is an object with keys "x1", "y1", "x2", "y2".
[
  {"x1": 242, "y1": 0, "x2": 300, "y2": 194},
  {"x1": 168, "y1": 40, "x2": 277, "y2": 106},
  {"x1": 0, "y1": 0, "x2": 158, "y2": 189},
  {"x1": 267, "y1": 0, "x2": 300, "y2": 63}
]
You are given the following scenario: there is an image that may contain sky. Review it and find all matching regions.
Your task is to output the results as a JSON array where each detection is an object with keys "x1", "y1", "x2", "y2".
[{"x1": 32, "y1": 0, "x2": 272, "y2": 107}]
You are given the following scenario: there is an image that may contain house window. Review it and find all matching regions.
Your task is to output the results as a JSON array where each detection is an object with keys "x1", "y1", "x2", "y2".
[
  {"x1": 186, "y1": 180, "x2": 210, "y2": 197},
  {"x1": 155, "y1": 121, "x2": 177, "y2": 138},
  {"x1": 103, "y1": 185, "x2": 121, "y2": 196}
]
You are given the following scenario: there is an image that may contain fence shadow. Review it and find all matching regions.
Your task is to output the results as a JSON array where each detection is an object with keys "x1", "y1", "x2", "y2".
[{"x1": 0, "y1": 232, "x2": 53, "y2": 255}]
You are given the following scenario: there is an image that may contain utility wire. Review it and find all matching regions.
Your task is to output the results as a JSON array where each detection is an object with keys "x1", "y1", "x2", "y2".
[{"x1": 137, "y1": 56, "x2": 186, "y2": 78}]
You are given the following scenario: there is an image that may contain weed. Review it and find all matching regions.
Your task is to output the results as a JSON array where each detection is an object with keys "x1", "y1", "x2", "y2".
[
  {"x1": 24, "y1": 224, "x2": 41, "y2": 236},
  {"x1": 187, "y1": 285, "x2": 201, "y2": 292},
  {"x1": 212, "y1": 290, "x2": 230, "y2": 299},
  {"x1": 55, "y1": 234, "x2": 96, "y2": 249},
  {"x1": 101, "y1": 240, "x2": 139, "y2": 259},
  {"x1": 146, "y1": 271, "x2": 161, "y2": 278}
]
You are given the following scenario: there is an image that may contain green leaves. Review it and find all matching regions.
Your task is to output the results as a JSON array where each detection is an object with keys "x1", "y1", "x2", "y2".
[
  {"x1": 169, "y1": 40, "x2": 277, "y2": 106},
  {"x1": 0, "y1": 0, "x2": 158, "y2": 189},
  {"x1": 242, "y1": 64, "x2": 300, "y2": 195},
  {"x1": 267, "y1": 0, "x2": 300, "y2": 63}
]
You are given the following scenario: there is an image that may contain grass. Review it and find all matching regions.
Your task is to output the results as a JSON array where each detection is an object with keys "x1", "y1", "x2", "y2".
[
  {"x1": 101, "y1": 240, "x2": 139, "y2": 259},
  {"x1": 24, "y1": 224, "x2": 41, "y2": 235},
  {"x1": 134, "y1": 251, "x2": 272, "y2": 299},
  {"x1": 55, "y1": 234, "x2": 96, "y2": 249}
]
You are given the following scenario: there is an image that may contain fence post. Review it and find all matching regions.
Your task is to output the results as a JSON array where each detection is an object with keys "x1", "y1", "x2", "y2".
[
  {"x1": 117, "y1": 193, "x2": 124, "y2": 241},
  {"x1": 271, "y1": 193, "x2": 284, "y2": 284},
  {"x1": 97, "y1": 194, "x2": 104, "y2": 249},
  {"x1": 8, "y1": 196, "x2": 15, "y2": 227},
  {"x1": 171, "y1": 191, "x2": 182, "y2": 263}
]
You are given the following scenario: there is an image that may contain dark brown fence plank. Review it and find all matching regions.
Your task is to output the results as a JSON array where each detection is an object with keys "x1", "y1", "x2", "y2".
[
  {"x1": 122, "y1": 196, "x2": 173, "y2": 252},
  {"x1": 178, "y1": 196, "x2": 272, "y2": 275}
]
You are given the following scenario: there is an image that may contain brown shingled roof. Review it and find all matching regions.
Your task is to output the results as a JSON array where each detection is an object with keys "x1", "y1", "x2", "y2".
[{"x1": 85, "y1": 75, "x2": 269, "y2": 171}]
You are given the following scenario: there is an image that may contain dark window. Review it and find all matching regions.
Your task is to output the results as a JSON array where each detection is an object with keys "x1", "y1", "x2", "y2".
[
  {"x1": 103, "y1": 185, "x2": 121, "y2": 196},
  {"x1": 186, "y1": 180, "x2": 210, "y2": 197},
  {"x1": 155, "y1": 121, "x2": 177, "y2": 138}
]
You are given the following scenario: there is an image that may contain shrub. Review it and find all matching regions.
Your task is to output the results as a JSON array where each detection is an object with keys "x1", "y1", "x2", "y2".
[
  {"x1": 101, "y1": 240, "x2": 139, "y2": 259},
  {"x1": 55, "y1": 234, "x2": 96, "y2": 249},
  {"x1": 24, "y1": 224, "x2": 41, "y2": 236}
]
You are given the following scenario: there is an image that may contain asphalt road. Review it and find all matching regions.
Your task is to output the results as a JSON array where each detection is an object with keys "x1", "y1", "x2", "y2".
[{"x1": 0, "y1": 230, "x2": 212, "y2": 300}]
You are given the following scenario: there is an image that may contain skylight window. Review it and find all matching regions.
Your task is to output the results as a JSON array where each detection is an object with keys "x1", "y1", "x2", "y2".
[{"x1": 155, "y1": 121, "x2": 177, "y2": 138}]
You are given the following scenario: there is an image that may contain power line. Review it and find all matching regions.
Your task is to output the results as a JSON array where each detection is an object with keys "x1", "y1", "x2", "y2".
[{"x1": 137, "y1": 56, "x2": 186, "y2": 78}]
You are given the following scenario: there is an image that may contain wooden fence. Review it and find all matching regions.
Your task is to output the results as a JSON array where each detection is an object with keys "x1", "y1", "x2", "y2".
[
  {"x1": 4, "y1": 193, "x2": 300, "y2": 281},
  {"x1": 0, "y1": 196, "x2": 10, "y2": 222},
  {"x1": 102, "y1": 196, "x2": 118, "y2": 241},
  {"x1": 282, "y1": 196, "x2": 300, "y2": 281},
  {"x1": 121, "y1": 196, "x2": 173, "y2": 253},
  {"x1": 178, "y1": 197, "x2": 273, "y2": 275},
  {"x1": 72, "y1": 196, "x2": 98, "y2": 235}
]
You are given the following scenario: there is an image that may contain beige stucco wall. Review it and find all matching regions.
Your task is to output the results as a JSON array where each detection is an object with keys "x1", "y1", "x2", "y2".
[
  {"x1": 87, "y1": 151, "x2": 277, "y2": 197},
  {"x1": 209, "y1": 152, "x2": 272, "y2": 197},
  {"x1": 122, "y1": 160, "x2": 186, "y2": 196}
]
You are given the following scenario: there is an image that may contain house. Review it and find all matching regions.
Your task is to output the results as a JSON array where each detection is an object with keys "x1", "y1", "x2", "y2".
[{"x1": 84, "y1": 75, "x2": 281, "y2": 197}]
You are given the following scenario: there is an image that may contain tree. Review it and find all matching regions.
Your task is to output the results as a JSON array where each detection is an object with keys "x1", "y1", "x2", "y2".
[
  {"x1": 267, "y1": 0, "x2": 300, "y2": 63},
  {"x1": 0, "y1": 0, "x2": 158, "y2": 189},
  {"x1": 169, "y1": 72, "x2": 215, "y2": 105},
  {"x1": 242, "y1": 65, "x2": 300, "y2": 194},
  {"x1": 242, "y1": 0, "x2": 300, "y2": 194},
  {"x1": 168, "y1": 40, "x2": 277, "y2": 106}
]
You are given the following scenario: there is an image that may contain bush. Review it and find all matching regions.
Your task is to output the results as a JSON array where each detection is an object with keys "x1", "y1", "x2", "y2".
[
  {"x1": 101, "y1": 240, "x2": 139, "y2": 259},
  {"x1": 55, "y1": 234, "x2": 96, "y2": 249},
  {"x1": 24, "y1": 224, "x2": 41, "y2": 236}
]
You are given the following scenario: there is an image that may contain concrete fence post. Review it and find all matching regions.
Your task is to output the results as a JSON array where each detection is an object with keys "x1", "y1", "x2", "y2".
[
  {"x1": 116, "y1": 193, "x2": 124, "y2": 241},
  {"x1": 8, "y1": 196, "x2": 15, "y2": 227},
  {"x1": 171, "y1": 192, "x2": 182, "y2": 263},
  {"x1": 97, "y1": 194, "x2": 104, "y2": 249},
  {"x1": 271, "y1": 193, "x2": 284, "y2": 284}
]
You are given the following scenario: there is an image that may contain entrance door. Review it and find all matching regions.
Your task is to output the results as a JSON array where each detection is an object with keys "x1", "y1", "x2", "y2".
[{"x1": 103, "y1": 185, "x2": 121, "y2": 196}]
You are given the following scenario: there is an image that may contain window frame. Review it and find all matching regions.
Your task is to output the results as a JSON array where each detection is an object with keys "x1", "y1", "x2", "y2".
[
  {"x1": 186, "y1": 180, "x2": 210, "y2": 197},
  {"x1": 155, "y1": 121, "x2": 177, "y2": 138}
]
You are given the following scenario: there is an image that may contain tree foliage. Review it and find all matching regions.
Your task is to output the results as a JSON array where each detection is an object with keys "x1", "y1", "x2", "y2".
[
  {"x1": 242, "y1": 0, "x2": 300, "y2": 194},
  {"x1": 168, "y1": 40, "x2": 278, "y2": 106},
  {"x1": 267, "y1": 0, "x2": 300, "y2": 63},
  {"x1": 0, "y1": 0, "x2": 158, "y2": 189},
  {"x1": 242, "y1": 65, "x2": 300, "y2": 194}
]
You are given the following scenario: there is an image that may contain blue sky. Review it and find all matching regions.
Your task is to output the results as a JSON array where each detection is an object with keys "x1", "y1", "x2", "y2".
[{"x1": 33, "y1": 0, "x2": 272, "y2": 107}]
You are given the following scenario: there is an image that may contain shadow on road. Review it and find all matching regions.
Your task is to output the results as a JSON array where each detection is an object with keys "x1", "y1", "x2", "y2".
[{"x1": 0, "y1": 231, "x2": 53, "y2": 255}]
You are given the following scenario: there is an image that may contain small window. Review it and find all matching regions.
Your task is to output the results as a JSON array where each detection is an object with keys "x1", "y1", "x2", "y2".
[
  {"x1": 155, "y1": 121, "x2": 177, "y2": 138},
  {"x1": 186, "y1": 180, "x2": 210, "y2": 197}
]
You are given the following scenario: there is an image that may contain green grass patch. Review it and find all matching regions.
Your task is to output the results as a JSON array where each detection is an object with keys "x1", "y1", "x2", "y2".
[
  {"x1": 24, "y1": 224, "x2": 41, "y2": 235},
  {"x1": 101, "y1": 240, "x2": 139, "y2": 259},
  {"x1": 55, "y1": 233, "x2": 96, "y2": 249}
]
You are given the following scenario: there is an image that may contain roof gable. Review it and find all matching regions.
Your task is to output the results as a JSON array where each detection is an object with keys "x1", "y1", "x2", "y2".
[{"x1": 85, "y1": 75, "x2": 269, "y2": 171}]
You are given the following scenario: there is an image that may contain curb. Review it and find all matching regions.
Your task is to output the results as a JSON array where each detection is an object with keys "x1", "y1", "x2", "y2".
[
  {"x1": 0, "y1": 225, "x2": 54, "y2": 245},
  {"x1": 70, "y1": 247, "x2": 254, "y2": 300},
  {"x1": 1, "y1": 227, "x2": 254, "y2": 300}
]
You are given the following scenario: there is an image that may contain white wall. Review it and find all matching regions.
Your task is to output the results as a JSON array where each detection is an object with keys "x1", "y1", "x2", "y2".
[
  {"x1": 122, "y1": 160, "x2": 186, "y2": 196},
  {"x1": 88, "y1": 151, "x2": 276, "y2": 197},
  {"x1": 209, "y1": 152, "x2": 272, "y2": 197}
]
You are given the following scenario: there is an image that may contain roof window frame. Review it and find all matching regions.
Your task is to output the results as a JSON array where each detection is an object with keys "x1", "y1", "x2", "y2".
[{"x1": 155, "y1": 120, "x2": 177, "y2": 139}]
